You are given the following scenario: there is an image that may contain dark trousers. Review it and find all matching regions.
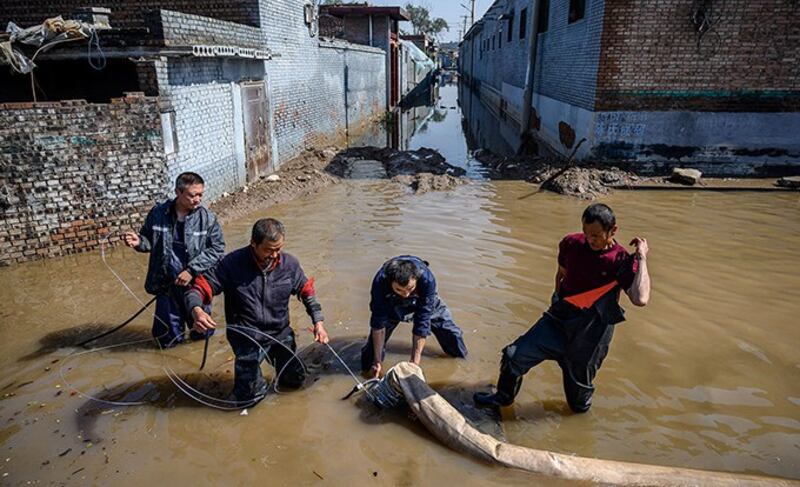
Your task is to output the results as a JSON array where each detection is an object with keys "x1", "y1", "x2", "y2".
[
  {"x1": 360, "y1": 300, "x2": 468, "y2": 371},
  {"x1": 152, "y1": 285, "x2": 213, "y2": 348},
  {"x1": 227, "y1": 327, "x2": 305, "y2": 401},
  {"x1": 502, "y1": 311, "x2": 614, "y2": 413}
]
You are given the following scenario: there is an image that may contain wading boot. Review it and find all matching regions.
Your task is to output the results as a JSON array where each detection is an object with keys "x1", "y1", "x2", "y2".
[{"x1": 473, "y1": 365, "x2": 522, "y2": 408}]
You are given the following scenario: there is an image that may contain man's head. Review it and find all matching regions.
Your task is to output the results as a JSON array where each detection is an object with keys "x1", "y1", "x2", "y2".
[
  {"x1": 251, "y1": 218, "x2": 285, "y2": 266},
  {"x1": 581, "y1": 203, "x2": 617, "y2": 251},
  {"x1": 386, "y1": 259, "x2": 422, "y2": 298},
  {"x1": 174, "y1": 172, "x2": 205, "y2": 213}
]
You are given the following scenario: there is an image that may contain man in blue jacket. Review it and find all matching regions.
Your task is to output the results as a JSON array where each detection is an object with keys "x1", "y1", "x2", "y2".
[
  {"x1": 361, "y1": 256, "x2": 468, "y2": 378},
  {"x1": 186, "y1": 218, "x2": 329, "y2": 404},
  {"x1": 122, "y1": 172, "x2": 225, "y2": 348}
]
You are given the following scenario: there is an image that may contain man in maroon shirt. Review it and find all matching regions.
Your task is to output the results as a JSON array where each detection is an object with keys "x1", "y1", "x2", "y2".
[{"x1": 475, "y1": 203, "x2": 651, "y2": 412}]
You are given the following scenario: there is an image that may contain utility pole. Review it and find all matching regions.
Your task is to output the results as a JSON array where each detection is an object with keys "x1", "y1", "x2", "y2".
[
  {"x1": 461, "y1": 0, "x2": 475, "y2": 28},
  {"x1": 461, "y1": 15, "x2": 469, "y2": 40}
]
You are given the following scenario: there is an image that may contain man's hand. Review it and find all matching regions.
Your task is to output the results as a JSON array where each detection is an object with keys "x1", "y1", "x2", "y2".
[
  {"x1": 370, "y1": 362, "x2": 382, "y2": 379},
  {"x1": 175, "y1": 270, "x2": 193, "y2": 287},
  {"x1": 122, "y1": 231, "x2": 140, "y2": 248},
  {"x1": 312, "y1": 321, "x2": 329, "y2": 344},
  {"x1": 191, "y1": 306, "x2": 217, "y2": 333},
  {"x1": 630, "y1": 237, "x2": 649, "y2": 260}
]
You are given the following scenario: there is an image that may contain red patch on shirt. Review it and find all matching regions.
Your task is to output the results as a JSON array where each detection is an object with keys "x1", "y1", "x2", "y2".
[
  {"x1": 300, "y1": 278, "x2": 316, "y2": 299},
  {"x1": 558, "y1": 233, "x2": 638, "y2": 297},
  {"x1": 193, "y1": 274, "x2": 214, "y2": 305}
]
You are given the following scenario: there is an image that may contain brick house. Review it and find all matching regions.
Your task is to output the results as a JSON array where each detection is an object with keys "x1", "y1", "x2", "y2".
[
  {"x1": 459, "y1": 0, "x2": 800, "y2": 174},
  {"x1": 0, "y1": 1, "x2": 388, "y2": 265}
]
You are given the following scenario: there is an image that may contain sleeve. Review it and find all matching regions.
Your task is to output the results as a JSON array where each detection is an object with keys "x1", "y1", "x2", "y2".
[
  {"x1": 369, "y1": 270, "x2": 391, "y2": 330},
  {"x1": 557, "y1": 236, "x2": 569, "y2": 268},
  {"x1": 134, "y1": 207, "x2": 156, "y2": 253},
  {"x1": 292, "y1": 263, "x2": 324, "y2": 324},
  {"x1": 187, "y1": 215, "x2": 225, "y2": 276},
  {"x1": 185, "y1": 258, "x2": 227, "y2": 310},
  {"x1": 617, "y1": 252, "x2": 639, "y2": 291},
  {"x1": 411, "y1": 270, "x2": 437, "y2": 337}
]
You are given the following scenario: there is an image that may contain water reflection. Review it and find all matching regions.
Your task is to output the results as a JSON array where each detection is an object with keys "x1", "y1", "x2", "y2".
[
  {"x1": 459, "y1": 80, "x2": 519, "y2": 157},
  {"x1": 350, "y1": 75, "x2": 522, "y2": 178}
]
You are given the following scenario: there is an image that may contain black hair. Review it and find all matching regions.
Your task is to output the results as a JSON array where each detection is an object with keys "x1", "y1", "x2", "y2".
[
  {"x1": 175, "y1": 172, "x2": 205, "y2": 191},
  {"x1": 385, "y1": 258, "x2": 423, "y2": 287},
  {"x1": 251, "y1": 218, "x2": 285, "y2": 244},
  {"x1": 582, "y1": 203, "x2": 616, "y2": 231}
]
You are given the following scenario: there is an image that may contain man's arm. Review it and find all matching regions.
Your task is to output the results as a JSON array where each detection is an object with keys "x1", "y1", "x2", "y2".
[
  {"x1": 368, "y1": 273, "x2": 391, "y2": 377},
  {"x1": 555, "y1": 265, "x2": 567, "y2": 295},
  {"x1": 123, "y1": 208, "x2": 155, "y2": 252},
  {"x1": 410, "y1": 272, "x2": 436, "y2": 364},
  {"x1": 625, "y1": 237, "x2": 650, "y2": 307},
  {"x1": 186, "y1": 215, "x2": 225, "y2": 277},
  {"x1": 294, "y1": 273, "x2": 328, "y2": 344},
  {"x1": 185, "y1": 260, "x2": 227, "y2": 332},
  {"x1": 370, "y1": 328, "x2": 386, "y2": 378},
  {"x1": 410, "y1": 335, "x2": 426, "y2": 365}
]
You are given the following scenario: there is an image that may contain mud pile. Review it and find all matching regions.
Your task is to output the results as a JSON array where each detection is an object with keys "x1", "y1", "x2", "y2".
[
  {"x1": 474, "y1": 150, "x2": 639, "y2": 199},
  {"x1": 329, "y1": 147, "x2": 468, "y2": 194}
]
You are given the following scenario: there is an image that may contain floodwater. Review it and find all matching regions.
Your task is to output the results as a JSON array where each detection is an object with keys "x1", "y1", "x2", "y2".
[{"x1": 1, "y1": 82, "x2": 799, "y2": 486}]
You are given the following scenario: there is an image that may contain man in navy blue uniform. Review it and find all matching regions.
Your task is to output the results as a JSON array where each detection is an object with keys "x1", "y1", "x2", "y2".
[
  {"x1": 361, "y1": 256, "x2": 468, "y2": 378},
  {"x1": 186, "y1": 218, "x2": 328, "y2": 404},
  {"x1": 123, "y1": 172, "x2": 224, "y2": 348}
]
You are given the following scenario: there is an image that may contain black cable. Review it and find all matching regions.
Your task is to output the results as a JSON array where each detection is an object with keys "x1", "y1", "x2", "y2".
[
  {"x1": 198, "y1": 333, "x2": 211, "y2": 371},
  {"x1": 77, "y1": 294, "x2": 158, "y2": 347}
]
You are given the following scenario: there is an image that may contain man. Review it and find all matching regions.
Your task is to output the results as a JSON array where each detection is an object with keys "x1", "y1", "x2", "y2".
[
  {"x1": 361, "y1": 256, "x2": 468, "y2": 378},
  {"x1": 474, "y1": 203, "x2": 650, "y2": 413},
  {"x1": 187, "y1": 218, "x2": 329, "y2": 404},
  {"x1": 123, "y1": 172, "x2": 224, "y2": 348}
]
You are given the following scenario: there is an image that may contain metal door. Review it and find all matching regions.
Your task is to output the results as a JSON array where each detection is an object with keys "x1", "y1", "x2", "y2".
[{"x1": 242, "y1": 82, "x2": 271, "y2": 182}]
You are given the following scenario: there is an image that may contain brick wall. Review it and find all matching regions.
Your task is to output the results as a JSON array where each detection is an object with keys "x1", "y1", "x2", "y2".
[
  {"x1": 0, "y1": 96, "x2": 168, "y2": 266},
  {"x1": 261, "y1": 0, "x2": 387, "y2": 165},
  {"x1": 534, "y1": 0, "x2": 606, "y2": 111},
  {"x1": 1, "y1": 0, "x2": 261, "y2": 31},
  {"x1": 159, "y1": 57, "x2": 265, "y2": 200},
  {"x1": 155, "y1": 9, "x2": 264, "y2": 48},
  {"x1": 596, "y1": 0, "x2": 800, "y2": 111}
]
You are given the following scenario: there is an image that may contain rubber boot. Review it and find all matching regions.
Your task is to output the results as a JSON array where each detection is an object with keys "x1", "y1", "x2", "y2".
[{"x1": 473, "y1": 364, "x2": 522, "y2": 408}]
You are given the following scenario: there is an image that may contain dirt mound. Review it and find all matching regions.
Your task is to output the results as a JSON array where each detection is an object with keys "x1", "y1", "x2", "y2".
[
  {"x1": 539, "y1": 166, "x2": 638, "y2": 199},
  {"x1": 392, "y1": 173, "x2": 467, "y2": 194},
  {"x1": 210, "y1": 148, "x2": 340, "y2": 221},
  {"x1": 474, "y1": 150, "x2": 639, "y2": 199},
  {"x1": 329, "y1": 146, "x2": 468, "y2": 193}
]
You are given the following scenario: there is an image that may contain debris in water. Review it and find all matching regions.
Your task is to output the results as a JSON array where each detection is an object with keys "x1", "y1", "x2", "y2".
[
  {"x1": 58, "y1": 448, "x2": 71, "y2": 457},
  {"x1": 313, "y1": 470, "x2": 324, "y2": 480},
  {"x1": 373, "y1": 471, "x2": 378, "y2": 477},
  {"x1": 240, "y1": 409, "x2": 248, "y2": 416},
  {"x1": 71, "y1": 467, "x2": 84, "y2": 475}
]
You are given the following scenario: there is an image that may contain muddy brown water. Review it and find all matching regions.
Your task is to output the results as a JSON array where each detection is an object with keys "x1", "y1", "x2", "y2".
[{"x1": 1, "y1": 179, "x2": 799, "y2": 485}]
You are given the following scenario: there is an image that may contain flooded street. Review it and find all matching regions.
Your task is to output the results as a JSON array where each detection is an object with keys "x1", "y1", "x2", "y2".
[{"x1": 1, "y1": 82, "x2": 799, "y2": 485}]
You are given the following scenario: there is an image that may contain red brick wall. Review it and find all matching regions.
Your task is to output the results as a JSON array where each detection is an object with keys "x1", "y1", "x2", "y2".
[
  {"x1": 596, "y1": 0, "x2": 800, "y2": 111},
  {"x1": 0, "y1": 95, "x2": 169, "y2": 265},
  {"x1": 1, "y1": 0, "x2": 260, "y2": 31}
]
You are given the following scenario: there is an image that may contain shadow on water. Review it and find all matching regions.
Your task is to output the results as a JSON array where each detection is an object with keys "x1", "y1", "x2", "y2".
[{"x1": 18, "y1": 324, "x2": 156, "y2": 362}]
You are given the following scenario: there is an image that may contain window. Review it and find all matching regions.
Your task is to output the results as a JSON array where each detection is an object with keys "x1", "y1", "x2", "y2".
[
  {"x1": 497, "y1": 31, "x2": 501, "y2": 49},
  {"x1": 538, "y1": 0, "x2": 549, "y2": 33},
  {"x1": 507, "y1": 12, "x2": 514, "y2": 42},
  {"x1": 569, "y1": 0, "x2": 586, "y2": 23},
  {"x1": 519, "y1": 8, "x2": 527, "y2": 39}
]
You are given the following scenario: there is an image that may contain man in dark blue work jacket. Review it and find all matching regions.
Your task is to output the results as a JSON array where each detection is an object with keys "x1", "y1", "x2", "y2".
[
  {"x1": 123, "y1": 172, "x2": 225, "y2": 348},
  {"x1": 361, "y1": 256, "x2": 468, "y2": 378},
  {"x1": 185, "y1": 218, "x2": 329, "y2": 404}
]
